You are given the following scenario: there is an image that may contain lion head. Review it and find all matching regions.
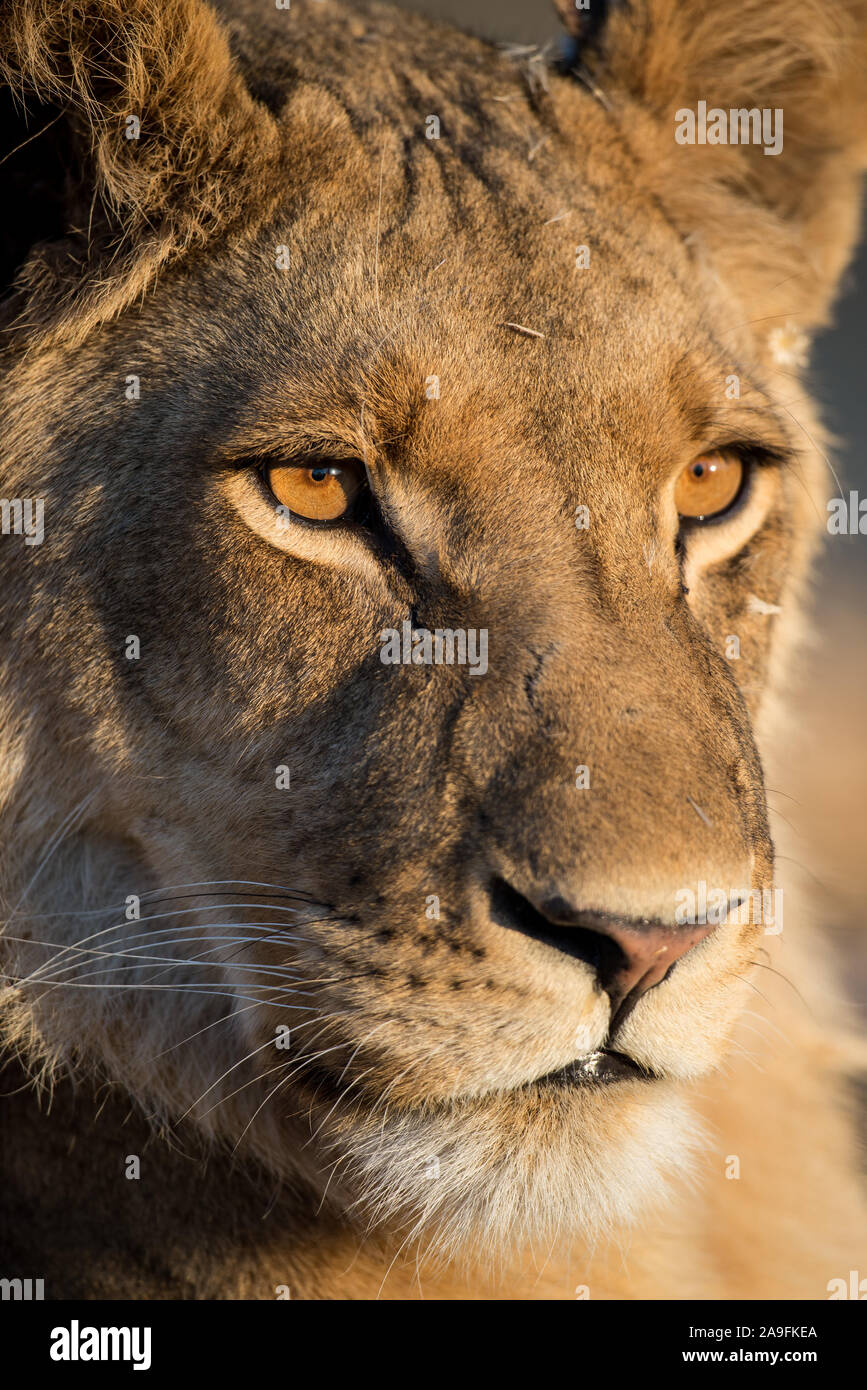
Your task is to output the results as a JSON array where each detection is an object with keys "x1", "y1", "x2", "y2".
[{"x1": 1, "y1": 0, "x2": 865, "y2": 1281}]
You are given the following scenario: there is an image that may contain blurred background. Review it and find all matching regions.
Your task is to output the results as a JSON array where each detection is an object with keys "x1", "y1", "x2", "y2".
[{"x1": 397, "y1": 0, "x2": 867, "y2": 1015}]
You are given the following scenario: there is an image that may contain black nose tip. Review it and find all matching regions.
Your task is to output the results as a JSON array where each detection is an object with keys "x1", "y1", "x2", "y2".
[{"x1": 488, "y1": 877, "x2": 715, "y2": 1017}]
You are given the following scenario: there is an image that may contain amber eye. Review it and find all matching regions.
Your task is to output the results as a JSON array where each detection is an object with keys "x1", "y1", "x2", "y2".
[
  {"x1": 675, "y1": 450, "x2": 745, "y2": 522},
  {"x1": 263, "y1": 460, "x2": 366, "y2": 523}
]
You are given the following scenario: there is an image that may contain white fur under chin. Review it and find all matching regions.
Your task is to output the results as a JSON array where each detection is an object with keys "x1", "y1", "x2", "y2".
[{"x1": 320, "y1": 1081, "x2": 704, "y2": 1266}]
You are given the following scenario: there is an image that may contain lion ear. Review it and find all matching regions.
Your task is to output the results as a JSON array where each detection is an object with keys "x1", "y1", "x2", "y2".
[
  {"x1": 0, "y1": 0, "x2": 280, "y2": 343},
  {"x1": 555, "y1": 0, "x2": 867, "y2": 336}
]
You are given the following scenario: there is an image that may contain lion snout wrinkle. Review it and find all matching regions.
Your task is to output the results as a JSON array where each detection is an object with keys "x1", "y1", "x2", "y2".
[{"x1": 460, "y1": 618, "x2": 769, "y2": 928}]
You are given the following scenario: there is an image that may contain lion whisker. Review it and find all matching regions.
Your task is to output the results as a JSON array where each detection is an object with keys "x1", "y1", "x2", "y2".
[
  {"x1": 7, "y1": 789, "x2": 99, "y2": 921},
  {"x1": 180, "y1": 1031, "x2": 296, "y2": 1120}
]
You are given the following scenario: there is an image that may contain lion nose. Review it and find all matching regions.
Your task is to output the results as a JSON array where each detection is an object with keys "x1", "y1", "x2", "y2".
[{"x1": 489, "y1": 877, "x2": 716, "y2": 1018}]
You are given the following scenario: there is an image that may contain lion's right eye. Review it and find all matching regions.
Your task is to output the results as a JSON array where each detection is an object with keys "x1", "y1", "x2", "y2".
[{"x1": 263, "y1": 460, "x2": 367, "y2": 523}]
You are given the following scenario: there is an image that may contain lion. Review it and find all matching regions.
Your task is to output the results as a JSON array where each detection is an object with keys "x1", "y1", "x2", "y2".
[{"x1": 0, "y1": 0, "x2": 865, "y2": 1300}]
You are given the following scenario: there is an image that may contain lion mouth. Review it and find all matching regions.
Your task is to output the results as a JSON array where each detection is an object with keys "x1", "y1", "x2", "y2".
[{"x1": 536, "y1": 1049, "x2": 656, "y2": 1087}]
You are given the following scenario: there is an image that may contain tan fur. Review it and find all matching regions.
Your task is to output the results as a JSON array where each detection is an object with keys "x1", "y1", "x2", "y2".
[
  {"x1": 0, "y1": 0, "x2": 284, "y2": 341},
  {"x1": 0, "y1": 0, "x2": 865, "y2": 1298}
]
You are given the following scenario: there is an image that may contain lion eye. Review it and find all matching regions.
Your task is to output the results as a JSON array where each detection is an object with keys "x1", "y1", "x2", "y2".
[
  {"x1": 675, "y1": 450, "x2": 745, "y2": 522},
  {"x1": 263, "y1": 460, "x2": 366, "y2": 523}
]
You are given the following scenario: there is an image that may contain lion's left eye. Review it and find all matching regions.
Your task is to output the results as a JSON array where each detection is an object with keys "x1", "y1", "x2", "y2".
[
  {"x1": 675, "y1": 450, "x2": 745, "y2": 522},
  {"x1": 263, "y1": 460, "x2": 367, "y2": 523}
]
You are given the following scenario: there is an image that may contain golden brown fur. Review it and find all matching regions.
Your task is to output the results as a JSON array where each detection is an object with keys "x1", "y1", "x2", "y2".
[{"x1": 0, "y1": 0, "x2": 865, "y2": 1298}]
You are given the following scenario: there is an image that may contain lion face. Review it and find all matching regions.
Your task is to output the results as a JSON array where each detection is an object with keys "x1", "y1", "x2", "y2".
[{"x1": 1, "y1": 0, "x2": 864, "y2": 1260}]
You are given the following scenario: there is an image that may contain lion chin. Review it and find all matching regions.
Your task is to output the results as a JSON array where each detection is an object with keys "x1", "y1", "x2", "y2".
[{"x1": 314, "y1": 1081, "x2": 703, "y2": 1266}]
